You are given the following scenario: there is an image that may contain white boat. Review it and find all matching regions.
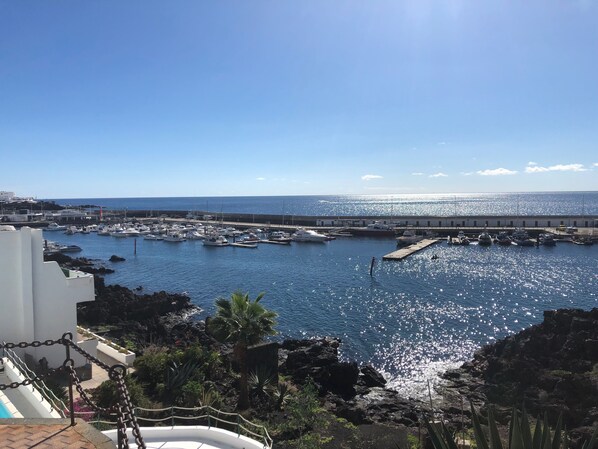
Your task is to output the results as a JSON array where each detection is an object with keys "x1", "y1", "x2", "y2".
[
  {"x1": 396, "y1": 229, "x2": 424, "y2": 246},
  {"x1": 291, "y1": 228, "x2": 328, "y2": 242},
  {"x1": 123, "y1": 228, "x2": 141, "y2": 237},
  {"x1": 164, "y1": 233, "x2": 186, "y2": 242},
  {"x1": 111, "y1": 230, "x2": 128, "y2": 238},
  {"x1": 269, "y1": 231, "x2": 293, "y2": 242},
  {"x1": 203, "y1": 235, "x2": 229, "y2": 246},
  {"x1": 478, "y1": 230, "x2": 492, "y2": 246},
  {"x1": 45, "y1": 222, "x2": 66, "y2": 231},
  {"x1": 186, "y1": 230, "x2": 206, "y2": 240},
  {"x1": 144, "y1": 234, "x2": 163, "y2": 241},
  {"x1": 64, "y1": 226, "x2": 79, "y2": 235}
]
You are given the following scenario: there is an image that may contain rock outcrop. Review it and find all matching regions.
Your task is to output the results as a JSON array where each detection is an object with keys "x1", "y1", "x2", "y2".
[
  {"x1": 441, "y1": 308, "x2": 598, "y2": 443},
  {"x1": 279, "y1": 337, "x2": 426, "y2": 427}
]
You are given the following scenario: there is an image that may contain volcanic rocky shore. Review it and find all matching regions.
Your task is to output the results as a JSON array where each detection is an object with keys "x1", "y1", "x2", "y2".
[{"x1": 49, "y1": 254, "x2": 597, "y2": 444}]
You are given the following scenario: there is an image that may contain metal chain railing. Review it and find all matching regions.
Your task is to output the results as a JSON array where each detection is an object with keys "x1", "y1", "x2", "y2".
[{"x1": 0, "y1": 333, "x2": 146, "y2": 449}]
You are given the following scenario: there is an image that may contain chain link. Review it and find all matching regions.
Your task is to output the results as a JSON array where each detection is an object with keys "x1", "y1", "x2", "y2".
[
  {"x1": 1, "y1": 338, "x2": 64, "y2": 350},
  {"x1": 0, "y1": 365, "x2": 65, "y2": 391}
]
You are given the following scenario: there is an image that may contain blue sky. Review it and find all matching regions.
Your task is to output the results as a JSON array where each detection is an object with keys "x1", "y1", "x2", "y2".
[{"x1": 1, "y1": 0, "x2": 597, "y2": 198}]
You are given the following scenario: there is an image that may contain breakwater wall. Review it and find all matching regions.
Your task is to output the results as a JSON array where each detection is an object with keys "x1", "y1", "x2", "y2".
[{"x1": 106, "y1": 210, "x2": 597, "y2": 228}]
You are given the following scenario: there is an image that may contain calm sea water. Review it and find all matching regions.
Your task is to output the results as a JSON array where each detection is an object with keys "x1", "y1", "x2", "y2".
[
  {"x1": 50, "y1": 191, "x2": 598, "y2": 217},
  {"x1": 45, "y1": 227, "x2": 598, "y2": 398}
]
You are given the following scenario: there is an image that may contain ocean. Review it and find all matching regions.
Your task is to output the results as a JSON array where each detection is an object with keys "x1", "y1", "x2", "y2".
[
  {"x1": 45, "y1": 192, "x2": 598, "y2": 398},
  {"x1": 51, "y1": 191, "x2": 598, "y2": 217}
]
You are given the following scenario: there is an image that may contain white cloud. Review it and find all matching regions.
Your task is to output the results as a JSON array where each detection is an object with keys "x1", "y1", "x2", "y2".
[
  {"x1": 411, "y1": 172, "x2": 424, "y2": 176},
  {"x1": 460, "y1": 172, "x2": 474, "y2": 176},
  {"x1": 477, "y1": 167, "x2": 518, "y2": 176},
  {"x1": 429, "y1": 172, "x2": 448, "y2": 178},
  {"x1": 593, "y1": 163, "x2": 598, "y2": 167},
  {"x1": 361, "y1": 174, "x2": 383, "y2": 181},
  {"x1": 437, "y1": 142, "x2": 447, "y2": 146},
  {"x1": 525, "y1": 163, "x2": 587, "y2": 173},
  {"x1": 256, "y1": 177, "x2": 266, "y2": 181},
  {"x1": 527, "y1": 161, "x2": 538, "y2": 166}
]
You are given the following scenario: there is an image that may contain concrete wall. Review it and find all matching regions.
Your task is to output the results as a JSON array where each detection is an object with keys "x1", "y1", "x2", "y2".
[{"x1": 0, "y1": 227, "x2": 95, "y2": 368}]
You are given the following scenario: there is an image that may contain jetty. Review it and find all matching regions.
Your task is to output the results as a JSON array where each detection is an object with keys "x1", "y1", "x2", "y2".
[{"x1": 383, "y1": 238, "x2": 441, "y2": 261}]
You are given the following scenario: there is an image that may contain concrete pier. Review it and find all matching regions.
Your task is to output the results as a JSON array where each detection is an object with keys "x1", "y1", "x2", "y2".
[{"x1": 383, "y1": 238, "x2": 441, "y2": 261}]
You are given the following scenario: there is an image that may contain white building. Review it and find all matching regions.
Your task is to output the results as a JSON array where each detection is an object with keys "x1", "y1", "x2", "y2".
[
  {"x1": 0, "y1": 191, "x2": 16, "y2": 202},
  {"x1": 0, "y1": 226, "x2": 96, "y2": 368}
]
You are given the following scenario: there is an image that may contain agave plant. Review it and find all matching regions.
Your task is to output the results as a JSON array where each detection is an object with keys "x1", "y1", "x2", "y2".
[{"x1": 426, "y1": 404, "x2": 597, "y2": 449}]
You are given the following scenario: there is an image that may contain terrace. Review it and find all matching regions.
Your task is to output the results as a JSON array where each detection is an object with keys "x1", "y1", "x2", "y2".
[{"x1": 0, "y1": 335, "x2": 272, "y2": 449}]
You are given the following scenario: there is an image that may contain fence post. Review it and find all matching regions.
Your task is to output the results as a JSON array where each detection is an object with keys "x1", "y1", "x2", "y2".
[
  {"x1": 171, "y1": 406, "x2": 174, "y2": 427},
  {"x1": 63, "y1": 333, "x2": 76, "y2": 426}
]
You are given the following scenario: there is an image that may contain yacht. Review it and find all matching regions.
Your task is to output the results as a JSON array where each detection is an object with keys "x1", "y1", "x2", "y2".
[
  {"x1": 291, "y1": 228, "x2": 328, "y2": 242},
  {"x1": 478, "y1": 230, "x2": 493, "y2": 246},
  {"x1": 185, "y1": 230, "x2": 206, "y2": 240},
  {"x1": 164, "y1": 233, "x2": 186, "y2": 242},
  {"x1": 203, "y1": 235, "x2": 229, "y2": 246},
  {"x1": 511, "y1": 228, "x2": 534, "y2": 246},
  {"x1": 268, "y1": 231, "x2": 293, "y2": 242},
  {"x1": 45, "y1": 222, "x2": 66, "y2": 231},
  {"x1": 396, "y1": 229, "x2": 424, "y2": 246},
  {"x1": 539, "y1": 233, "x2": 556, "y2": 246},
  {"x1": 143, "y1": 234, "x2": 163, "y2": 241},
  {"x1": 495, "y1": 231, "x2": 511, "y2": 246}
]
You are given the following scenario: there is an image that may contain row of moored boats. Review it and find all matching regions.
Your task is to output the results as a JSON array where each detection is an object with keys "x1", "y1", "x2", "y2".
[{"x1": 44, "y1": 222, "x2": 336, "y2": 246}]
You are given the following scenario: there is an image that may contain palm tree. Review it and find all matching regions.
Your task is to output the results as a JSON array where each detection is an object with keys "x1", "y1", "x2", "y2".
[{"x1": 208, "y1": 291, "x2": 277, "y2": 409}]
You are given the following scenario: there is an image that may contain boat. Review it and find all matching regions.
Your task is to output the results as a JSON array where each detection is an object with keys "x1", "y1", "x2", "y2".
[
  {"x1": 478, "y1": 230, "x2": 493, "y2": 246},
  {"x1": 268, "y1": 231, "x2": 293, "y2": 242},
  {"x1": 511, "y1": 228, "x2": 534, "y2": 246},
  {"x1": 110, "y1": 230, "x2": 128, "y2": 238},
  {"x1": 64, "y1": 226, "x2": 79, "y2": 235},
  {"x1": 185, "y1": 230, "x2": 206, "y2": 240},
  {"x1": 495, "y1": 231, "x2": 511, "y2": 246},
  {"x1": 164, "y1": 233, "x2": 186, "y2": 242},
  {"x1": 45, "y1": 222, "x2": 66, "y2": 231},
  {"x1": 144, "y1": 234, "x2": 163, "y2": 241},
  {"x1": 239, "y1": 232, "x2": 261, "y2": 243},
  {"x1": 291, "y1": 228, "x2": 328, "y2": 242},
  {"x1": 59, "y1": 244, "x2": 82, "y2": 253},
  {"x1": 539, "y1": 233, "x2": 556, "y2": 246},
  {"x1": 458, "y1": 231, "x2": 470, "y2": 245},
  {"x1": 123, "y1": 228, "x2": 141, "y2": 237},
  {"x1": 396, "y1": 229, "x2": 424, "y2": 246},
  {"x1": 203, "y1": 235, "x2": 229, "y2": 246},
  {"x1": 97, "y1": 226, "x2": 111, "y2": 236}
]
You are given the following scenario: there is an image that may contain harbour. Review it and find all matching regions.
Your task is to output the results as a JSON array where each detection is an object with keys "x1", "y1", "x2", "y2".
[{"x1": 41, "y1": 217, "x2": 598, "y2": 398}]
